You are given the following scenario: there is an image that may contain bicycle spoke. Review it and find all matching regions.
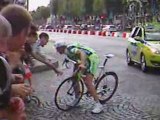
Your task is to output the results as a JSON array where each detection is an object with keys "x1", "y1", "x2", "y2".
[
  {"x1": 55, "y1": 77, "x2": 84, "y2": 111},
  {"x1": 96, "y1": 72, "x2": 118, "y2": 104}
]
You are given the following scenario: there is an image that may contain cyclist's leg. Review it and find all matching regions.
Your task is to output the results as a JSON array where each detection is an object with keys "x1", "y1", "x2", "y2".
[
  {"x1": 72, "y1": 80, "x2": 81, "y2": 98},
  {"x1": 83, "y1": 73, "x2": 99, "y2": 101},
  {"x1": 67, "y1": 66, "x2": 81, "y2": 106},
  {"x1": 72, "y1": 65, "x2": 81, "y2": 98},
  {"x1": 83, "y1": 54, "x2": 103, "y2": 113},
  {"x1": 83, "y1": 54, "x2": 100, "y2": 101}
]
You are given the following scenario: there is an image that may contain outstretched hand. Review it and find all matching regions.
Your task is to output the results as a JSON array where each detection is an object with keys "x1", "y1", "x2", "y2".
[{"x1": 55, "y1": 70, "x2": 63, "y2": 76}]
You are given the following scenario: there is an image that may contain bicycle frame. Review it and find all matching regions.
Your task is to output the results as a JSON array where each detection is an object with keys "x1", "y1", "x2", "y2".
[
  {"x1": 54, "y1": 54, "x2": 117, "y2": 111},
  {"x1": 63, "y1": 54, "x2": 114, "y2": 83},
  {"x1": 94, "y1": 57, "x2": 109, "y2": 81}
]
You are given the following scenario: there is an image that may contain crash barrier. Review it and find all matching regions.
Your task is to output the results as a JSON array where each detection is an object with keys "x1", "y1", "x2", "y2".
[{"x1": 40, "y1": 29, "x2": 130, "y2": 39}]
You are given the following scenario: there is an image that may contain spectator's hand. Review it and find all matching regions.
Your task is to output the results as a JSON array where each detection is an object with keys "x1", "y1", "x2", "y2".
[
  {"x1": 11, "y1": 84, "x2": 32, "y2": 98},
  {"x1": 13, "y1": 74, "x2": 24, "y2": 83},
  {"x1": 9, "y1": 97, "x2": 25, "y2": 113},
  {"x1": 47, "y1": 58, "x2": 52, "y2": 62},
  {"x1": 55, "y1": 70, "x2": 63, "y2": 76}
]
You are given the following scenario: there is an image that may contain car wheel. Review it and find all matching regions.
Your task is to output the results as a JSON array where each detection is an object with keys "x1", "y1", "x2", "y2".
[
  {"x1": 140, "y1": 54, "x2": 148, "y2": 72},
  {"x1": 126, "y1": 50, "x2": 134, "y2": 65}
]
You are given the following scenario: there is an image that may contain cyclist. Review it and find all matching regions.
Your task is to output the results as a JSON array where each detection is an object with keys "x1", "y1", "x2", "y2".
[{"x1": 54, "y1": 41, "x2": 103, "y2": 114}]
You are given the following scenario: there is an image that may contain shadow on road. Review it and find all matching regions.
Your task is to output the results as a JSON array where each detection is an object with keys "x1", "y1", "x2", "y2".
[{"x1": 127, "y1": 64, "x2": 160, "y2": 76}]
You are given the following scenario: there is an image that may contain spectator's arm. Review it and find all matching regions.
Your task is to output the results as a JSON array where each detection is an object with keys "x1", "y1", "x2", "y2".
[{"x1": 31, "y1": 52, "x2": 59, "y2": 73}]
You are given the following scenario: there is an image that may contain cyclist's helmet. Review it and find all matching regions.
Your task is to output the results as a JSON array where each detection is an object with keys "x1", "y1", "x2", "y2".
[{"x1": 54, "y1": 41, "x2": 67, "y2": 48}]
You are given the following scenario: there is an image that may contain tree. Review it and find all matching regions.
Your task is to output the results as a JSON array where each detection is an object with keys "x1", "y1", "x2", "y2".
[
  {"x1": 37, "y1": 6, "x2": 50, "y2": 19},
  {"x1": 50, "y1": 0, "x2": 59, "y2": 15},
  {"x1": 31, "y1": 6, "x2": 50, "y2": 23},
  {"x1": 93, "y1": 0, "x2": 105, "y2": 15},
  {"x1": 70, "y1": 0, "x2": 84, "y2": 16},
  {"x1": 84, "y1": 0, "x2": 94, "y2": 15}
]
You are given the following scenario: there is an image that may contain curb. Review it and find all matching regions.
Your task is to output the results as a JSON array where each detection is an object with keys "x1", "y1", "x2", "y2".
[{"x1": 40, "y1": 29, "x2": 130, "y2": 39}]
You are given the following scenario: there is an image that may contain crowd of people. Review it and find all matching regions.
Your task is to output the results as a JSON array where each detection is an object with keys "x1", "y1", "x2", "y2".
[
  {"x1": 0, "y1": 2, "x2": 105, "y2": 120},
  {"x1": 0, "y1": 2, "x2": 62, "y2": 120}
]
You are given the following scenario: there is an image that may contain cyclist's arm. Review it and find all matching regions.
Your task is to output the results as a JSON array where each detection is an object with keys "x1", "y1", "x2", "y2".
[{"x1": 76, "y1": 50, "x2": 86, "y2": 65}]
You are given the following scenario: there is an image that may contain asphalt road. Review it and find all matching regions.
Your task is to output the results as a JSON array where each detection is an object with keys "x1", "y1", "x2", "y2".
[{"x1": 27, "y1": 32, "x2": 160, "y2": 120}]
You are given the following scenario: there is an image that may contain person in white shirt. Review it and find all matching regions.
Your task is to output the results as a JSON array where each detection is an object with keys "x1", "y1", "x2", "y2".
[{"x1": 32, "y1": 32, "x2": 49, "y2": 60}]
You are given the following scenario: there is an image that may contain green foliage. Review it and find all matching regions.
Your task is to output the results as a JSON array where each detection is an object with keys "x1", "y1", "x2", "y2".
[
  {"x1": 67, "y1": 0, "x2": 84, "y2": 16},
  {"x1": 57, "y1": 0, "x2": 67, "y2": 15},
  {"x1": 49, "y1": 0, "x2": 158, "y2": 17},
  {"x1": 31, "y1": 6, "x2": 50, "y2": 20},
  {"x1": 51, "y1": 0, "x2": 120, "y2": 16},
  {"x1": 93, "y1": 0, "x2": 105, "y2": 15},
  {"x1": 50, "y1": 0, "x2": 59, "y2": 15},
  {"x1": 84, "y1": 0, "x2": 94, "y2": 15}
]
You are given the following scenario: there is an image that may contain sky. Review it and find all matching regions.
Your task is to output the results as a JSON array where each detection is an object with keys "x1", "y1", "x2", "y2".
[{"x1": 29, "y1": 0, "x2": 50, "y2": 11}]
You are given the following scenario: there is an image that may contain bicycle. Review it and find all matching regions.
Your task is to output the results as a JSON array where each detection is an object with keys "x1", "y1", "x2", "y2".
[{"x1": 54, "y1": 54, "x2": 118, "y2": 111}]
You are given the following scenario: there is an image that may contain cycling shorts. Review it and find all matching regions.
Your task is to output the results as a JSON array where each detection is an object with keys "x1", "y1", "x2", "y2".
[{"x1": 85, "y1": 53, "x2": 100, "y2": 76}]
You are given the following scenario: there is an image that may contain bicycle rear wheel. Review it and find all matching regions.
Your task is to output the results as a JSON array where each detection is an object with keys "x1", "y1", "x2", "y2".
[
  {"x1": 54, "y1": 77, "x2": 84, "y2": 111},
  {"x1": 95, "y1": 72, "x2": 118, "y2": 104}
]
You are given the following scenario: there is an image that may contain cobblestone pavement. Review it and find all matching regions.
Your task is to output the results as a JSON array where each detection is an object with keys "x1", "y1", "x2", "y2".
[
  {"x1": 26, "y1": 35, "x2": 160, "y2": 120},
  {"x1": 26, "y1": 70, "x2": 160, "y2": 120}
]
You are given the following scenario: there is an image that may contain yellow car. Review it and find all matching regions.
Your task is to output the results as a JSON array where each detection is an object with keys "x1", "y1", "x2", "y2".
[{"x1": 126, "y1": 26, "x2": 160, "y2": 72}]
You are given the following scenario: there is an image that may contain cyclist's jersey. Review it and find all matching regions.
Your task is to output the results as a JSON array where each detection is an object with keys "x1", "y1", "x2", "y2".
[
  {"x1": 66, "y1": 43, "x2": 96, "y2": 61},
  {"x1": 66, "y1": 43, "x2": 99, "y2": 76}
]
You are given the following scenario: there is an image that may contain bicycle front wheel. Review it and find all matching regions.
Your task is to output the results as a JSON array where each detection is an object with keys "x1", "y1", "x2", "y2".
[
  {"x1": 96, "y1": 72, "x2": 118, "y2": 104},
  {"x1": 54, "y1": 77, "x2": 84, "y2": 111}
]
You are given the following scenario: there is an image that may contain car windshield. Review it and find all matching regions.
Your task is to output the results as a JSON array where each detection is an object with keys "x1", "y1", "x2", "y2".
[{"x1": 145, "y1": 32, "x2": 160, "y2": 41}]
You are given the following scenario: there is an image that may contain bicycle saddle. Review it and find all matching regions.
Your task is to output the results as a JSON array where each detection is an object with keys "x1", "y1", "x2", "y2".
[{"x1": 105, "y1": 54, "x2": 114, "y2": 58}]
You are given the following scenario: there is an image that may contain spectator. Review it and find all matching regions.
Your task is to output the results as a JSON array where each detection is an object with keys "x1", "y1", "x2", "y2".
[
  {"x1": 0, "y1": 14, "x2": 26, "y2": 120},
  {"x1": 32, "y1": 32, "x2": 49, "y2": 60},
  {"x1": 22, "y1": 24, "x2": 38, "y2": 66},
  {"x1": 24, "y1": 24, "x2": 62, "y2": 75},
  {"x1": 0, "y1": 4, "x2": 33, "y2": 120},
  {"x1": 1, "y1": 4, "x2": 32, "y2": 52},
  {"x1": 1, "y1": 4, "x2": 33, "y2": 97}
]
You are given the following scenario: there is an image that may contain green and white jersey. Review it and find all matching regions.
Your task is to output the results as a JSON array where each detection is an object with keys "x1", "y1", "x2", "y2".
[{"x1": 65, "y1": 43, "x2": 96, "y2": 61}]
